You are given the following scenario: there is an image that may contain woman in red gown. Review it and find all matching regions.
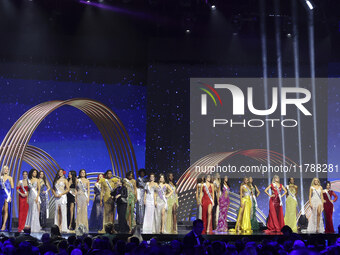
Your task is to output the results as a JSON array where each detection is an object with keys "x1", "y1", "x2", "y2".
[
  {"x1": 200, "y1": 174, "x2": 214, "y2": 234},
  {"x1": 323, "y1": 181, "x2": 338, "y2": 233},
  {"x1": 264, "y1": 175, "x2": 287, "y2": 232},
  {"x1": 16, "y1": 171, "x2": 29, "y2": 232}
]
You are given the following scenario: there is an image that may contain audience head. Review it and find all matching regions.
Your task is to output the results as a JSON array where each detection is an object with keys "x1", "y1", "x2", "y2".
[
  {"x1": 23, "y1": 227, "x2": 31, "y2": 234},
  {"x1": 41, "y1": 233, "x2": 50, "y2": 243},
  {"x1": 281, "y1": 225, "x2": 293, "y2": 235},
  {"x1": 104, "y1": 223, "x2": 115, "y2": 234},
  {"x1": 51, "y1": 224, "x2": 61, "y2": 236},
  {"x1": 71, "y1": 249, "x2": 83, "y2": 255},
  {"x1": 192, "y1": 219, "x2": 204, "y2": 235}
]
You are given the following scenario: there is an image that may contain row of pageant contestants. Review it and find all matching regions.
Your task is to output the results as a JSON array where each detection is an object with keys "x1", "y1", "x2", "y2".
[
  {"x1": 0, "y1": 166, "x2": 180, "y2": 234},
  {"x1": 196, "y1": 174, "x2": 338, "y2": 234}
]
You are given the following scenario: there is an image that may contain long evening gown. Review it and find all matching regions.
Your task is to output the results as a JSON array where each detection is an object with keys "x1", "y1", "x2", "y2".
[
  {"x1": 113, "y1": 186, "x2": 130, "y2": 233},
  {"x1": 17, "y1": 180, "x2": 29, "y2": 232},
  {"x1": 197, "y1": 183, "x2": 202, "y2": 220},
  {"x1": 67, "y1": 182, "x2": 76, "y2": 230},
  {"x1": 0, "y1": 178, "x2": 12, "y2": 231},
  {"x1": 54, "y1": 181, "x2": 68, "y2": 232},
  {"x1": 76, "y1": 179, "x2": 88, "y2": 232},
  {"x1": 25, "y1": 180, "x2": 41, "y2": 232},
  {"x1": 166, "y1": 183, "x2": 178, "y2": 234},
  {"x1": 201, "y1": 183, "x2": 213, "y2": 234},
  {"x1": 154, "y1": 184, "x2": 167, "y2": 234},
  {"x1": 216, "y1": 185, "x2": 229, "y2": 232},
  {"x1": 267, "y1": 183, "x2": 285, "y2": 232},
  {"x1": 136, "y1": 177, "x2": 146, "y2": 225},
  {"x1": 234, "y1": 185, "x2": 252, "y2": 232},
  {"x1": 250, "y1": 186, "x2": 259, "y2": 231},
  {"x1": 284, "y1": 185, "x2": 298, "y2": 232},
  {"x1": 142, "y1": 183, "x2": 156, "y2": 234},
  {"x1": 307, "y1": 187, "x2": 324, "y2": 233},
  {"x1": 323, "y1": 189, "x2": 338, "y2": 233},
  {"x1": 125, "y1": 179, "x2": 136, "y2": 229},
  {"x1": 39, "y1": 181, "x2": 48, "y2": 229},
  {"x1": 89, "y1": 183, "x2": 104, "y2": 232},
  {"x1": 99, "y1": 178, "x2": 116, "y2": 228},
  {"x1": 212, "y1": 180, "x2": 220, "y2": 230}
]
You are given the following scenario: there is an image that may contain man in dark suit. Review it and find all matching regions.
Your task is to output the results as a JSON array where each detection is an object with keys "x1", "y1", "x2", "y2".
[{"x1": 183, "y1": 219, "x2": 205, "y2": 248}]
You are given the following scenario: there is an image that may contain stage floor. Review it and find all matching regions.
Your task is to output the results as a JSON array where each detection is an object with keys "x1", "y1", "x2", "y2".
[{"x1": 2, "y1": 228, "x2": 338, "y2": 244}]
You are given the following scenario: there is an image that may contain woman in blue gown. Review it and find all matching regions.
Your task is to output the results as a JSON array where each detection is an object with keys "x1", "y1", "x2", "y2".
[
  {"x1": 0, "y1": 166, "x2": 14, "y2": 231},
  {"x1": 89, "y1": 174, "x2": 104, "y2": 232}
]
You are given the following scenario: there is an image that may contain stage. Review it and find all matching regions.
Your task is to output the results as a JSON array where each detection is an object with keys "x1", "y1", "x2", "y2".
[{"x1": 3, "y1": 222, "x2": 339, "y2": 245}]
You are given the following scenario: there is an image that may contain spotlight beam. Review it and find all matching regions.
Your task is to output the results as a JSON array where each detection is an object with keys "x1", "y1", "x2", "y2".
[
  {"x1": 292, "y1": 0, "x2": 305, "y2": 211},
  {"x1": 274, "y1": 0, "x2": 287, "y2": 189},
  {"x1": 260, "y1": 0, "x2": 271, "y2": 185},
  {"x1": 308, "y1": 10, "x2": 318, "y2": 175}
]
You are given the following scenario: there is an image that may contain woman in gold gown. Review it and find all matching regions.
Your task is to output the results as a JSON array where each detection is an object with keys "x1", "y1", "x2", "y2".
[
  {"x1": 76, "y1": 169, "x2": 90, "y2": 232},
  {"x1": 233, "y1": 177, "x2": 252, "y2": 233},
  {"x1": 284, "y1": 177, "x2": 298, "y2": 232},
  {"x1": 166, "y1": 173, "x2": 178, "y2": 234}
]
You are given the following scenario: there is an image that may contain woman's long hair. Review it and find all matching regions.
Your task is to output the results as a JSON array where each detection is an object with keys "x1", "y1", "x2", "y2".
[
  {"x1": 53, "y1": 169, "x2": 64, "y2": 191},
  {"x1": 221, "y1": 176, "x2": 229, "y2": 192},
  {"x1": 311, "y1": 177, "x2": 320, "y2": 187},
  {"x1": 39, "y1": 171, "x2": 48, "y2": 185},
  {"x1": 248, "y1": 177, "x2": 258, "y2": 196},
  {"x1": 159, "y1": 174, "x2": 166, "y2": 184},
  {"x1": 96, "y1": 174, "x2": 103, "y2": 182},
  {"x1": 68, "y1": 170, "x2": 77, "y2": 185},
  {"x1": 78, "y1": 169, "x2": 87, "y2": 179},
  {"x1": 241, "y1": 177, "x2": 248, "y2": 186},
  {"x1": 1, "y1": 165, "x2": 9, "y2": 176},
  {"x1": 21, "y1": 170, "x2": 28, "y2": 179},
  {"x1": 126, "y1": 171, "x2": 133, "y2": 179},
  {"x1": 28, "y1": 169, "x2": 38, "y2": 180},
  {"x1": 167, "y1": 172, "x2": 176, "y2": 184},
  {"x1": 288, "y1": 177, "x2": 294, "y2": 185},
  {"x1": 104, "y1": 170, "x2": 113, "y2": 179},
  {"x1": 272, "y1": 175, "x2": 280, "y2": 184}
]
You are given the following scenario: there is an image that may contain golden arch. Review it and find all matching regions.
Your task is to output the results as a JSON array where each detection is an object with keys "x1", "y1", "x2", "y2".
[{"x1": 0, "y1": 98, "x2": 138, "y2": 185}]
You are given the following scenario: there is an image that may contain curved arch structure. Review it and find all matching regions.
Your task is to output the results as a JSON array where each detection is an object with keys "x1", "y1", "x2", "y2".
[
  {"x1": 0, "y1": 98, "x2": 138, "y2": 217},
  {"x1": 0, "y1": 98, "x2": 138, "y2": 180},
  {"x1": 177, "y1": 149, "x2": 297, "y2": 224}
]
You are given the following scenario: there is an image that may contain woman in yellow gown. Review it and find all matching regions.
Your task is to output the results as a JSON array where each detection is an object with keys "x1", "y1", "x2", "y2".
[
  {"x1": 284, "y1": 177, "x2": 298, "y2": 232},
  {"x1": 232, "y1": 177, "x2": 252, "y2": 233}
]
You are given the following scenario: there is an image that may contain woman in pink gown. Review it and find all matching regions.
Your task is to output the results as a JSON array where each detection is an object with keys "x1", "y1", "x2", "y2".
[{"x1": 216, "y1": 176, "x2": 230, "y2": 232}]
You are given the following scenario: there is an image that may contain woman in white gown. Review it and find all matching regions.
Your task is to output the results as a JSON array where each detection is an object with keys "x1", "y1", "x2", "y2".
[
  {"x1": 52, "y1": 169, "x2": 70, "y2": 233},
  {"x1": 25, "y1": 169, "x2": 41, "y2": 232},
  {"x1": 142, "y1": 173, "x2": 157, "y2": 234},
  {"x1": 154, "y1": 174, "x2": 173, "y2": 234},
  {"x1": 307, "y1": 177, "x2": 325, "y2": 233}
]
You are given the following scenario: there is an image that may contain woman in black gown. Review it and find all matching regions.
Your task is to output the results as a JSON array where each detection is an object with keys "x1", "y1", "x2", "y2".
[
  {"x1": 67, "y1": 171, "x2": 77, "y2": 230},
  {"x1": 112, "y1": 178, "x2": 129, "y2": 233}
]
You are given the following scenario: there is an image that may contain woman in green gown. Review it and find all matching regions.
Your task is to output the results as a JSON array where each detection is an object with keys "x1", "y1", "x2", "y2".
[{"x1": 249, "y1": 177, "x2": 260, "y2": 231}]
